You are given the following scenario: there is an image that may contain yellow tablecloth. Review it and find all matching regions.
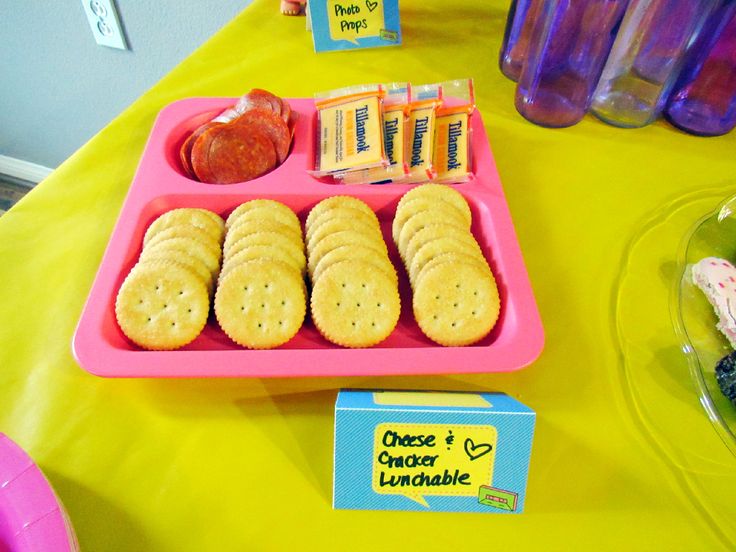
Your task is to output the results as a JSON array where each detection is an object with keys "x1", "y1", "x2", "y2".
[{"x1": 2, "y1": 0, "x2": 736, "y2": 549}]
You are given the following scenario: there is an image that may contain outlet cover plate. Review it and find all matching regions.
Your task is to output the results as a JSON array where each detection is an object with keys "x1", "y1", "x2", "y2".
[{"x1": 81, "y1": 0, "x2": 128, "y2": 50}]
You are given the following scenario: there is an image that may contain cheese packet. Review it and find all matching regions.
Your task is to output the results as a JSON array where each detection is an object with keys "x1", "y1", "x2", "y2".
[
  {"x1": 433, "y1": 79, "x2": 475, "y2": 184},
  {"x1": 338, "y1": 83, "x2": 411, "y2": 185},
  {"x1": 405, "y1": 84, "x2": 442, "y2": 184},
  {"x1": 310, "y1": 84, "x2": 388, "y2": 177}
]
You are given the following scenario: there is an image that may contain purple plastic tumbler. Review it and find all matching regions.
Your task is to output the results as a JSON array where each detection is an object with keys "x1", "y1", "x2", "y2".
[
  {"x1": 499, "y1": 0, "x2": 537, "y2": 81},
  {"x1": 591, "y1": 0, "x2": 718, "y2": 128},
  {"x1": 515, "y1": 0, "x2": 630, "y2": 128},
  {"x1": 666, "y1": 3, "x2": 736, "y2": 136}
]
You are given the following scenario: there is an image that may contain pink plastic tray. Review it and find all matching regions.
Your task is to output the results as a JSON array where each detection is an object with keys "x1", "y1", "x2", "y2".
[
  {"x1": 0, "y1": 434, "x2": 78, "y2": 552},
  {"x1": 72, "y1": 97, "x2": 544, "y2": 378}
]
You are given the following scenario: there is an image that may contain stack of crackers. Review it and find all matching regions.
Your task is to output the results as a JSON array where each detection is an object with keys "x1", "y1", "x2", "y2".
[
  {"x1": 214, "y1": 200, "x2": 307, "y2": 349},
  {"x1": 392, "y1": 184, "x2": 500, "y2": 346},
  {"x1": 305, "y1": 196, "x2": 400, "y2": 348},
  {"x1": 114, "y1": 208, "x2": 226, "y2": 350}
]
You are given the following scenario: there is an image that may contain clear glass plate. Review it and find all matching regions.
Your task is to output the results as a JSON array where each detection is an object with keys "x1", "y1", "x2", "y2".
[
  {"x1": 614, "y1": 186, "x2": 736, "y2": 544},
  {"x1": 672, "y1": 192, "x2": 736, "y2": 457}
]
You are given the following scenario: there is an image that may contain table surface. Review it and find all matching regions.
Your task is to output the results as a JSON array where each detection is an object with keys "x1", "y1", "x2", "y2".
[{"x1": 2, "y1": 0, "x2": 736, "y2": 549}]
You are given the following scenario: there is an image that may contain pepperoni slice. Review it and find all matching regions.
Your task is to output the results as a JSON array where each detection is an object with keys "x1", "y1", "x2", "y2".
[
  {"x1": 232, "y1": 108, "x2": 291, "y2": 164},
  {"x1": 280, "y1": 98, "x2": 292, "y2": 126},
  {"x1": 190, "y1": 123, "x2": 277, "y2": 184},
  {"x1": 248, "y1": 88, "x2": 282, "y2": 114},
  {"x1": 236, "y1": 89, "x2": 293, "y2": 123},
  {"x1": 233, "y1": 89, "x2": 278, "y2": 117},
  {"x1": 179, "y1": 122, "x2": 223, "y2": 178},
  {"x1": 189, "y1": 124, "x2": 225, "y2": 183},
  {"x1": 184, "y1": 89, "x2": 292, "y2": 183}
]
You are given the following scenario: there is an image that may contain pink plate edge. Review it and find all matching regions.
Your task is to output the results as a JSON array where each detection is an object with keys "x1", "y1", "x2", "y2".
[{"x1": 0, "y1": 434, "x2": 77, "y2": 551}]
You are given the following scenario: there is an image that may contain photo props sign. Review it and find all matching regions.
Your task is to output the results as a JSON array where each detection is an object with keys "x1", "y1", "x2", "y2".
[
  {"x1": 333, "y1": 390, "x2": 535, "y2": 513},
  {"x1": 308, "y1": 0, "x2": 402, "y2": 52}
]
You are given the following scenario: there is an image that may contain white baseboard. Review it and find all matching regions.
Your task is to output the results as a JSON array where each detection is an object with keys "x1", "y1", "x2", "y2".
[{"x1": 0, "y1": 155, "x2": 53, "y2": 185}]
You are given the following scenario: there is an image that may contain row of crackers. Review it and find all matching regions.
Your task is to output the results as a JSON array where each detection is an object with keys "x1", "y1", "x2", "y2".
[{"x1": 115, "y1": 185, "x2": 500, "y2": 350}]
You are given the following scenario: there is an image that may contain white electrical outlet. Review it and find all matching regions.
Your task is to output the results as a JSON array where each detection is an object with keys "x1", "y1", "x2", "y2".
[{"x1": 81, "y1": 0, "x2": 128, "y2": 50}]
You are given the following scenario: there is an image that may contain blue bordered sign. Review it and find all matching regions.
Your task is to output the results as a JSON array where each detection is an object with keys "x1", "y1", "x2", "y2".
[{"x1": 308, "y1": 0, "x2": 402, "y2": 53}]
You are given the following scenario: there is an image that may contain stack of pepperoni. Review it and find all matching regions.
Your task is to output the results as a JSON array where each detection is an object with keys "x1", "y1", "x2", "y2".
[{"x1": 180, "y1": 89, "x2": 294, "y2": 184}]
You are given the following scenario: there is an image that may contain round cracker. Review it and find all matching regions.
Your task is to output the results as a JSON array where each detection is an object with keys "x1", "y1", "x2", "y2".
[
  {"x1": 221, "y1": 243, "x2": 303, "y2": 281},
  {"x1": 306, "y1": 206, "x2": 381, "y2": 244},
  {"x1": 226, "y1": 231, "x2": 306, "y2": 273},
  {"x1": 195, "y1": 208, "x2": 226, "y2": 234},
  {"x1": 392, "y1": 197, "x2": 469, "y2": 245},
  {"x1": 397, "y1": 208, "x2": 467, "y2": 261},
  {"x1": 305, "y1": 196, "x2": 377, "y2": 233},
  {"x1": 144, "y1": 208, "x2": 225, "y2": 246},
  {"x1": 404, "y1": 225, "x2": 478, "y2": 264},
  {"x1": 143, "y1": 236, "x2": 222, "y2": 278},
  {"x1": 310, "y1": 260, "x2": 400, "y2": 348},
  {"x1": 396, "y1": 184, "x2": 472, "y2": 227},
  {"x1": 145, "y1": 224, "x2": 222, "y2": 255},
  {"x1": 312, "y1": 244, "x2": 398, "y2": 285},
  {"x1": 413, "y1": 251, "x2": 491, "y2": 289},
  {"x1": 223, "y1": 220, "x2": 302, "y2": 257},
  {"x1": 115, "y1": 260, "x2": 209, "y2": 350},
  {"x1": 408, "y1": 236, "x2": 486, "y2": 287},
  {"x1": 307, "y1": 230, "x2": 387, "y2": 278},
  {"x1": 306, "y1": 216, "x2": 383, "y2": 255},
  {"x1": 224, "y1": 218, "x2": 303, "y2": 255},
  {"x1": 412, "y1": 260, "x2": 500, "y2": 347},
  {"x1": 214, "y1": 259, "x2": 306, "y2": 349},
  {"x1": 138, "y1": 248, "x2": 214, "y2": 294},
  {"x1": 226, "y1": 199, "x2": 301, "y2": 234}
]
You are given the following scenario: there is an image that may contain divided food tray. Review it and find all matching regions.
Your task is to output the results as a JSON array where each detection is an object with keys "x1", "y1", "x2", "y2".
[{"x1": 72, "y1": 97, "x2": 544, "y2": 378}]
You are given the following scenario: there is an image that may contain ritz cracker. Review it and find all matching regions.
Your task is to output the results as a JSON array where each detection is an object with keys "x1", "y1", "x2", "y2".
[{"x1": 333, "y1": 390, "x2": 535, "y2": 513}]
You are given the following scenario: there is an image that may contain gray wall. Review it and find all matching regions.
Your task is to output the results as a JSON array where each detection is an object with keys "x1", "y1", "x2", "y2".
[{"x1": 0, "y1": 1, "x2": 252, "y2": 169}]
